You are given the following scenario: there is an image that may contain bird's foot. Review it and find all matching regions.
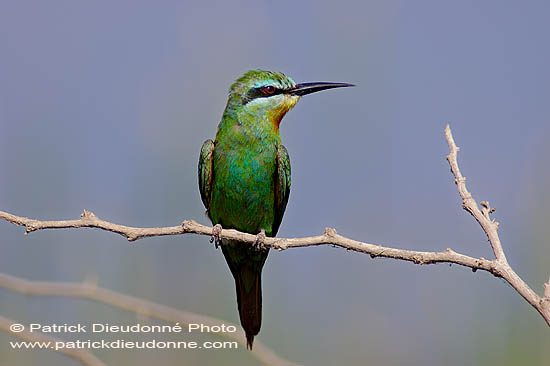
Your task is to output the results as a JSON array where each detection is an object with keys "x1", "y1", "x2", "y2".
[
  {"x1": 253, "y1": 229, "x2": 266, "y2": 251},
  {"x1": 210, "y1": 224, "x2": 223, "y2": 248}
]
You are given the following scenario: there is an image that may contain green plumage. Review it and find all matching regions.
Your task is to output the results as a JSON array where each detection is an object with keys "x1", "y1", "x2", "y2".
[
  {"x1": 198, "y1": 70, "x2": 352, "y2": 349},
  {"x1": 199, "y1": 70, "x2": 293, "y2": 349}
]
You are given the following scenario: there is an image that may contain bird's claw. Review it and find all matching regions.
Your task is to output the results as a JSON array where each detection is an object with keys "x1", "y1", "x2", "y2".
[
  {"x1": 253, "y1": 230, "x2": 266, "y2": 251},
  {"x1": 211, "y1": 224, "x2": 223, "y2": 248}
]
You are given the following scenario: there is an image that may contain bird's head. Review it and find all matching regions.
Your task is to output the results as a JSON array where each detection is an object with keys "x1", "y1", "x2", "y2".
[{"x1": 226, "y1": 70, "x2": 353, "y2": 132}]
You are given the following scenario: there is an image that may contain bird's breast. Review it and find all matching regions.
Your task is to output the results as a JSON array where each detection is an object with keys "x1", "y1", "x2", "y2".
[{"x1": 209, "y1": 142, "x2": 278, "y2": 234}]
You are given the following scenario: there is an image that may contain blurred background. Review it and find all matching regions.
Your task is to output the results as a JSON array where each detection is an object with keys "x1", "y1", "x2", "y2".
[{"x1": 1, "y1": 0, "x2": 549, "y2": 365}]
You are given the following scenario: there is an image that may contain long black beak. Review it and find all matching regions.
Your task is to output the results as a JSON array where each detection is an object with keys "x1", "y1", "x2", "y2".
[{"x1": 290, "y1": 82, "x2": 355, "y2": 96}]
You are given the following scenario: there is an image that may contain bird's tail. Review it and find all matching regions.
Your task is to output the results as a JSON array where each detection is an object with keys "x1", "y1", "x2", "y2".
[
  {"x1": 221, "y1": 245, "x2": 268, "y2": 350},
  {"x1": 235, "y1": 265, "x2": 262, "y2": 349}
]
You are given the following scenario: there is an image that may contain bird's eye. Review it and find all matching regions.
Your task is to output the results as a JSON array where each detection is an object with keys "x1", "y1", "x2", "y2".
[{"x1": 262, "y1": 85, "x2": 276, "y2": 95}]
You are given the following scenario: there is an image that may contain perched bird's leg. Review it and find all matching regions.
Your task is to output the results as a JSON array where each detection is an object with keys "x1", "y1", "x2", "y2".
[
  {"x1": 254, "y1": 229, "x2": 267, "y2": 251},
  {"x1": 210, "y1": 224, "x2": 223, "y2": 248}
]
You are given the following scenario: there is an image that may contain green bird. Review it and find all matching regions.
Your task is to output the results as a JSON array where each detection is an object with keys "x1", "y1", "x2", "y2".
[{"x1": 198, "y1": 70, "x2": 353, "y2": 349}]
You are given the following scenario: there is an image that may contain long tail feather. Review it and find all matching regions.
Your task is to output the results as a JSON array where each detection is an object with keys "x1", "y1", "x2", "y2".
[
  {"x1": 221, "y1": 245, "x2": 267, "y2": 350},
  {"x1": 234, "y1": 267, "x2": 262, "y2": 349}
]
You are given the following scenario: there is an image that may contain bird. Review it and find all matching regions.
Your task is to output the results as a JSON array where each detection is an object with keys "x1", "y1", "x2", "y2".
[{"x1": 198, "y1": 70, "x2": 353, "y2": 349}]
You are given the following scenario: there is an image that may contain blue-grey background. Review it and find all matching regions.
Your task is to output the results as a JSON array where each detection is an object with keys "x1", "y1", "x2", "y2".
[{"x1": 1, "y1": 1, "x2": 549, "y2": 365}]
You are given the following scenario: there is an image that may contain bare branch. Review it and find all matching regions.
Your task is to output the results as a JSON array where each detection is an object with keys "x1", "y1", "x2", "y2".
[
  {"x1": 0, "y1": 273, "x2": 296, "y2": 366},
  {"x1": 0, "y1": 210, "x2": 184, "y2": 242},
  {"x1": 0, "y1": 314, "x2": 105, "y2": 366},
  {"x1": 444, "y1": 124, "x2": 550, "y2": 326},
  {"x1": 1, "y1": 125, "x2": 549, "y2": 328},
  {"x1": 444, "y1": 125, "x2": 507, "y2": 263},
  {"x1": 0, "y1": 210, "x2": 502, "y2": 272}
]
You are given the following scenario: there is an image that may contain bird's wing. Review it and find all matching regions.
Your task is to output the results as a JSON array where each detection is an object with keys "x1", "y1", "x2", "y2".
[
  {"x1": 273, "y1": 144, "x2": 291, "y2": 236},
  {"x1": 198, "y1": 139, "x2": 215, "y2": 210}
]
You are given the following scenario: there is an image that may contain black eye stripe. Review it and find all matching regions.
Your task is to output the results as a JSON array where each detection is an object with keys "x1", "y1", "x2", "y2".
[{"x1": 243, "y1": 86, "x2": 285, "y2": 104}]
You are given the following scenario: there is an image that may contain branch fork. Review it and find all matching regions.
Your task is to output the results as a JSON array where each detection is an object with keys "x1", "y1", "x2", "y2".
[{"x1": 1, "y1": 124, "x2": 549, "y2": 329}]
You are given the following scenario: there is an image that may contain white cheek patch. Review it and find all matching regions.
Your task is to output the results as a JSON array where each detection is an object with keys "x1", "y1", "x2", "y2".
[{"x1": 247, "y1": 94, "x2": 287, "y2": 108}]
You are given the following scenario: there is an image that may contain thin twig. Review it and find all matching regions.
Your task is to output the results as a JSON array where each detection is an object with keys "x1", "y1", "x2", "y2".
[
  {"x1": 0, "y1": 314, "x2": 105, "y2": 366},
  {"x1": 0, "y1": 273, "x2": 296, "y2": 366},
  {"x1": 1, "y1": 124, "x2": 549, "y2": 327},
  {"x1": 444, "y1": 124, "x2": 550, "y2": 325},
  {"x1": 444, "y1": 125, "x2": 507, "y2": 263}
]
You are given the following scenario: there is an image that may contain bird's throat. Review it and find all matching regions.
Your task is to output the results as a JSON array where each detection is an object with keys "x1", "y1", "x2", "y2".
[{"x1": 266, "y1": 94, "x2": 300, "y2": 133}]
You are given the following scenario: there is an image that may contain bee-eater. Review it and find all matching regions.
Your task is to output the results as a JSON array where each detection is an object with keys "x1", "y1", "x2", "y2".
[{"x1": 198, "y1": 70, "x2": 353, "y2": 349}]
